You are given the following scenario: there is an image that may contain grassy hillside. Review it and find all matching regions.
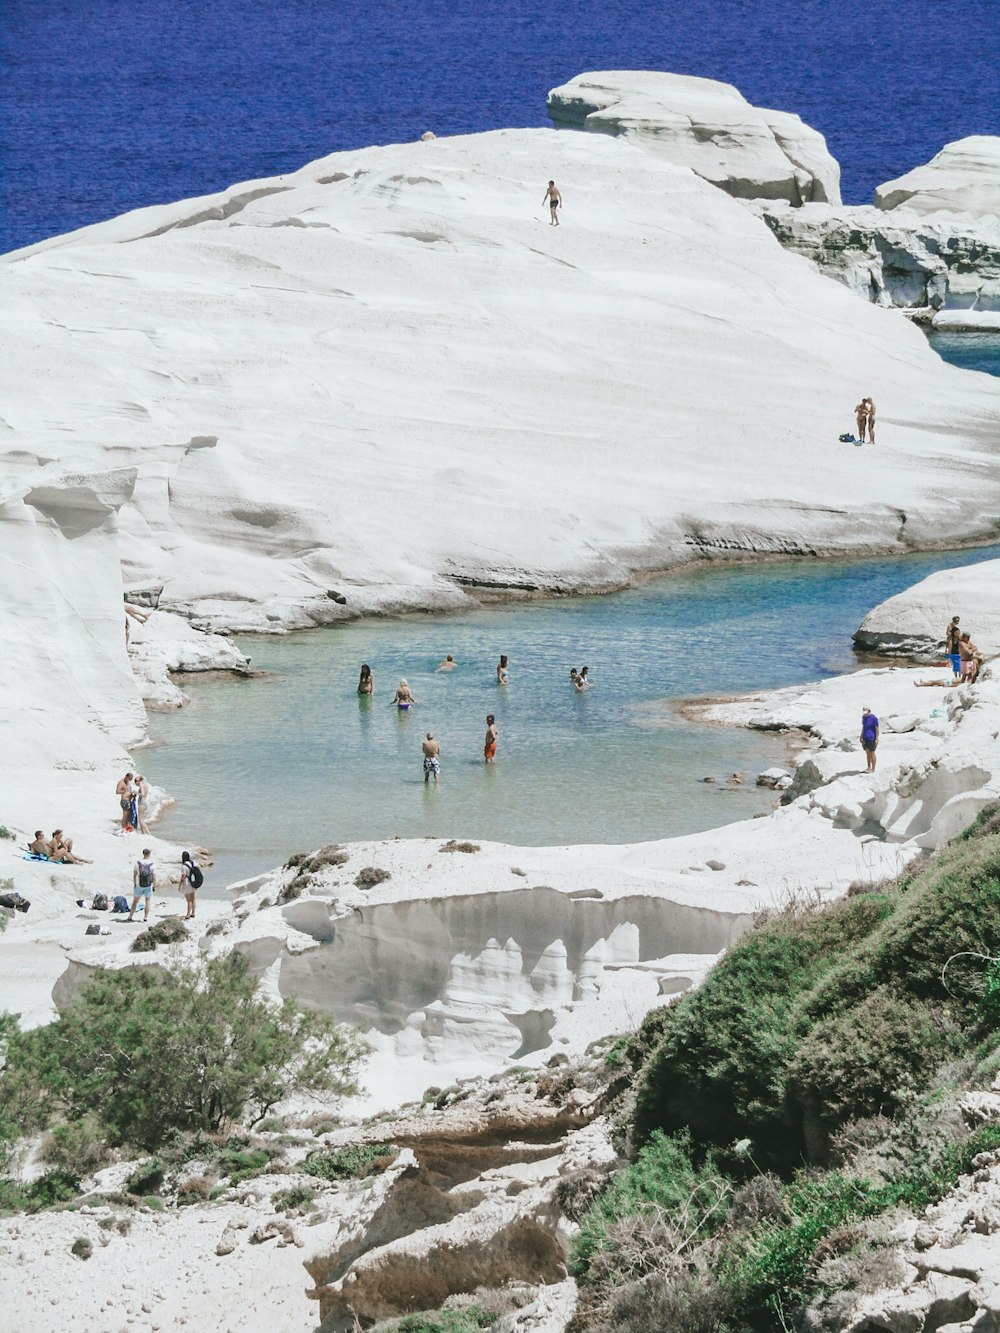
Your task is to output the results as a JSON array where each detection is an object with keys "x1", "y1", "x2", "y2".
[{"x1": 570, "y1": 807, "x2": 1000, "y2": 1332}]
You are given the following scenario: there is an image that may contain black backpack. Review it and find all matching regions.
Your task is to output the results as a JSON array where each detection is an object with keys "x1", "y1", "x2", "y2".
[
  {"x1": 0, "y1": 892, "x2": 30, "y2": 913},
  {"x1": 92, "y1": 893, "x2": 109, "y2": 911},
  {"x1": 137, "y1": 860, "x2": 154, "y2": 888},
  {"x1": 187, "y1": 862, "x2": 204, "y2": 889}
]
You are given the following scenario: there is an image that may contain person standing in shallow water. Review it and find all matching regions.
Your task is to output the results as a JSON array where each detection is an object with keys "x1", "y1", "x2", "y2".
[
  {"x1": 484, "y1": 714, "x2": 498, "y2": 763},
  {"x1": 497, "y1": 655, "x2": 509, "y2": 684},
  {"x1": 860, "y1": 707, "x2": 879, "y2": 773},
  {"x1": 422, "y1": 733, "x2": 441, "y2": 785},
  {"x1": 357, "y1": 664, "x2": 374, "y2": 696},
  {"x1": 543, "y1": 180, "x2": 562, "y2": 225}
]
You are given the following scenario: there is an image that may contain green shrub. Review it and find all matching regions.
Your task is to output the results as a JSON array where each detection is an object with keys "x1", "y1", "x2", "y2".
[
  {"x1": 273, "y1": 1184, "x2": 316, "y2": 1211},
  {"x1": 633, "y1": 896, "x2": 894, "y2": 1164},
  {"x1": 571, "y1": 1130, "x2": 729, "y2": 1278},
  {"x1": 218, "y1": 1148, "x2": 270, "y2": 1185},
  {"x1": 383, "y1": 1309, "x2": 499, "y2": 1332},
  {"x1": 0, "y1": 953, "x2": 368, "y2": 1150},
  {"x1": 304, "y1": 1142, "x2": 397, "y2": 1182},
  {"x1": 0, "y1": 1169, "x2": 80, "y2": 1215},
  {"x1": 0, "y1": 828, "x2": 13, "y2": 841},
  {"x1": 40, "y1": 1114, "x2": 112, "y2": 1175},
  {"x1": 126, "y1": 1158, "x2": 165, "y2": 1195},
  {"x1": 787, "y1": 990, "x2": 963, "y2": 1136}
]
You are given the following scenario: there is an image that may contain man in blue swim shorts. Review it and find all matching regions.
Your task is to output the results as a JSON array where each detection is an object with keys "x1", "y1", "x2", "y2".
[
  {"x1": 422, "y1": 733, "x2": 441, "y2": 786},
  {"x1": 945, "y1": 615, "x2": 962, "y2": 682},
  {"x1": 128, "y1": 848, "x2": 157, "y2": 922}
]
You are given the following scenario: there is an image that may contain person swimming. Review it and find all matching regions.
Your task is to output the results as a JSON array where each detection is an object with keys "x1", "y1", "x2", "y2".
[{"x1": 391, "y1": 679, "x2": 416, "y2": 709}]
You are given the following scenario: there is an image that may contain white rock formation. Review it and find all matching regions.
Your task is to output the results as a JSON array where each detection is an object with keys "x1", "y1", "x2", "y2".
[
  {"x1": 126, "y1": 608, "x2": 252, "y2": 707},
  {"x1": 751, "y1": 201, "x2": 1000, "y2": 316},
  {"x1": 546, "y1": 70, "x2": 841, "y2": 204},
  {"x1": 876, "y1": 136, "x2": 1000, "y2": 220},
  {"x1": 854, "y1": 559, "x2": 1000, "y2": 657}
]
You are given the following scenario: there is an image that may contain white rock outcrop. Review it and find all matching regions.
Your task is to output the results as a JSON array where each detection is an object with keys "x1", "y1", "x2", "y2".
[
  {"x1": 752, "y1": 201, "x2": 1000, "y2": 316},
  {"x1": 876, "y1": 136, "x2": 1000, "y2": 220},
  {"x1": 854, "y1": 559, "x2": 1000, "y2": 658},
  {"x1": 546, "y1": 70, "x2": 841, "y2": 204}
]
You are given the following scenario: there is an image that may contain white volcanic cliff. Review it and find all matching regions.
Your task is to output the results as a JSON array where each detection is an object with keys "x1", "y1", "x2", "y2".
[
  {"x1": 876, "y1": 136, "x2": 1000, "y2": 221},
  {"x1": 546, "y1": 70, "x2": 841, "y2": 205}
]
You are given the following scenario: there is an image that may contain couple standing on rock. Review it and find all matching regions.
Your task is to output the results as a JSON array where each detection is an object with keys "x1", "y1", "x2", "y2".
[{"x1": 854, "y1": 396, "x2": 876, "y2": 444}]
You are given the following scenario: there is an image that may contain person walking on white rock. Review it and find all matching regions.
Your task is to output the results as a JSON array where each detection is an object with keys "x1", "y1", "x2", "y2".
[
  {"x1": 179, "y1": 850, "x2": 203, "y2": 920},
  {"x1": 945, "y1": 616, "x2": 963, "y2": 682},
  {"x1": 422, "y1": 733, "x2": 441, "y2": 786},
  {"x1": 134, "y1": 775, "x2": 150, "y2": 834},
  {"x1": 865, "y1": 397, "x2": 876, "y2": 444},
  {"x1": 543, "y1": 180, "x2": 562, "y2": 225},
  {"x1": 860, "y1": 707, "x2": 879, "y2": 773},
  {"x1": 128, "y1": 849, "x2": 157, "y2": 922}
]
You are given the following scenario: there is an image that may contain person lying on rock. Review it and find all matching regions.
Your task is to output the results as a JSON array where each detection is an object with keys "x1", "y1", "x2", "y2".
[{"x1": 50, "y1": 830, "x2": 92, "y2": 864}]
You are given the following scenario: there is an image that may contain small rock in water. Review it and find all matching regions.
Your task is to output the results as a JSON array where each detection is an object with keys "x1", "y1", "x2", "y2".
[{"x1": 700, "y1": 776, "x2": 716, "y2": 783}]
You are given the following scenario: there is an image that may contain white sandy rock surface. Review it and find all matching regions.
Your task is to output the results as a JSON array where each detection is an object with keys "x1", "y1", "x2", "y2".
[
  {"x1": 876, "y1": 135, "x2": 1000, "y2": 221},
  {"x1": 3, "y1": 125, "x2": 999, "y2": 891},
  {"x1": 855, "y1": 558, "x2": 1000, "y2": 658},
  {"x1": 547, "y1": 70, "x2": 841, "y2": 204}
]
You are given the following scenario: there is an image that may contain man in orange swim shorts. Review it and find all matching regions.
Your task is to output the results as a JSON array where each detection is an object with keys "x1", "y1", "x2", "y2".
[{"x1": 484, "y1": 714, "x2": 498, "y2": 763}]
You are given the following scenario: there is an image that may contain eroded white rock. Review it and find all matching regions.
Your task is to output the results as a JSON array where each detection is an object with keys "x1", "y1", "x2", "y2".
[
  {"x1": 876, "y1": 136, "x2": 1000, "y2": 220},
  {"x1": 547, "y1": 70, "x2": 840, "y2": 204}
]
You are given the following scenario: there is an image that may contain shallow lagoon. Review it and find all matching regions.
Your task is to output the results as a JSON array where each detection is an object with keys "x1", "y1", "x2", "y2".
[{"x1": 145, "y1": 541, "x2": 1000, "y2": 888}]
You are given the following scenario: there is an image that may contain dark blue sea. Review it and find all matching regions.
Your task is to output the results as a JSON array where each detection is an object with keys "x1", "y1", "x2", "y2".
[{"x1": 2, "y1": 0, "x2": 999, "y2": 254}]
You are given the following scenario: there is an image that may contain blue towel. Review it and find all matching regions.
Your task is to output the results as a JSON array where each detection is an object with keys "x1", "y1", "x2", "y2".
[{"x1": 23, "y1": 853, "x2": 51, "y2": 862}]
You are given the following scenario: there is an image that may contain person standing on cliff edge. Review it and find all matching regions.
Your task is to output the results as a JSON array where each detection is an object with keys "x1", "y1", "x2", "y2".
[
  {"x1": 860, "y1": 707, "x2": 879, "y2": 773},
  {"x1": 543, "y1": 180, "x2": 562, "y2": 225}
]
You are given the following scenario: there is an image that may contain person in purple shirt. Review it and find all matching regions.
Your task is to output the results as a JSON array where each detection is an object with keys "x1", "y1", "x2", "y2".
[{"x1": 860, "y1": 707, "x2": 879, "y2": 773}]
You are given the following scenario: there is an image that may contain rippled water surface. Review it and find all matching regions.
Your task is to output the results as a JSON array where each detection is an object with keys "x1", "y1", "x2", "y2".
[{"x1": 146, "y1": 538, "x2": 1000, "y2": 887}]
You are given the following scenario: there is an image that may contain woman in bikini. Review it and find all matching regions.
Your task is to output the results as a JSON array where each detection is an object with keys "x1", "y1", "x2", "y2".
[
  {"x1": 357, "y1": 664, "x2": 374, "y2": 696},
  {"x1": 391, "y1": 679, "x2": 416, "y2": 709}
]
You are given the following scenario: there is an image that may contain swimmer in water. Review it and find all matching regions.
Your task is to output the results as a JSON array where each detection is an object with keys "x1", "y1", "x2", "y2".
[
  {"x1": 391, "y1": 679, "x2": 416, "y2": 709},
  {"x1": 497, "y1": 654, "x2": 509, "y2": 684},
  {"x1": 357, "y1": 664, "x2": 374, "y2": 696},
  {"x1": 435, "y1": 655, "x2": 458, "y2": 672}
]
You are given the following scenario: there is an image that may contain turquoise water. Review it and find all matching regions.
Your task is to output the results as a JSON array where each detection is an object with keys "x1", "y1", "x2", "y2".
[
  {"x1": 145, "y1": 541, "x2": 1000, "y2": 888},
  {"x1": 927, "y1": 332, "x2": 1000, "y2": 378}
]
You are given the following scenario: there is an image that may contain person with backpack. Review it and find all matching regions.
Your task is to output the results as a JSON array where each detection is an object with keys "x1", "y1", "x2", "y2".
[
  {"x1": 179, "y1": 850, "x2": 203, "y2": 920},
  {"x1": 128, "y1": 849, "x2": 157, "y2": 922}
]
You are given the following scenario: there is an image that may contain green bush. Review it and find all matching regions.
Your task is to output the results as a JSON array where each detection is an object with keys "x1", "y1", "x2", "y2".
[
  {"x1": 217, "y1": 1148, "x2": 270, "y2": 1185},
  {"x1": 273, "y1": 1184, "x2": 316, "y2": 1211},
  {"x1": 633, "y1": 896, "x2": 894, "y2": 1164},
  {"x1": 304, "y1": 1142, "x2": 397, "y2": 1181},
  {"x1": 0, "y1": 953, "x2": 368, "y2": 1150},
  {"x1": 0, "y1": 1169, "x2": 80, "y2": 1215},
  {"x1": 41, "y1": 1114, "x2": 112, "y2": 1176},
  {"x1": 787, "y1": 990, "x2": 963, "y2": 1135},
  {"x1": 126, "y1": 1158, "x2": 165, "y2": 1195},
  {"x1": 571, "y1": 1130, "x2": 729, "y2": 1277},
  {"x1": 382, "y1": 1309, "x2": 499, "y2": 1332}
]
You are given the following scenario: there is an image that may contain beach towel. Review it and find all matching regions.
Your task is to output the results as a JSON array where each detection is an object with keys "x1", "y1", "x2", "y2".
[{"x1": 22, "y1": 853, "x2": 52, "y2": 862}]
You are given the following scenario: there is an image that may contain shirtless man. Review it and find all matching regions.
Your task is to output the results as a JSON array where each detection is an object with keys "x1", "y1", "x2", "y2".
[
  {"x1": 435, "y1": 655, "x2": 458, "y2": 672},
  {"x1": 50, "y1": 829, "x2": 92, "y2": 864},
  {"x1": 422, "y1": 733, "x2": 441, "y2": 786},
  {"x1": 116, "y1": 772, "x2": 135, "y2": 830},
  {"x1": 543, "y1": 180, "x2": 562, "y2": 225},
  {"x1": 29, "y1": 831, "x2": 53, "y2": 857},
  {"x1": 865, "y1": 397, "x2": 876, "y2": 444}
]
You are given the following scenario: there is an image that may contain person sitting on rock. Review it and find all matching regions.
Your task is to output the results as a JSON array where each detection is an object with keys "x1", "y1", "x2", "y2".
[
  {"x1": 29, "y1": 831, "x2": 53, "y2": 858},
  {"x1": 50, "y1": 830, "x2": 92, "y2": 864}
]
